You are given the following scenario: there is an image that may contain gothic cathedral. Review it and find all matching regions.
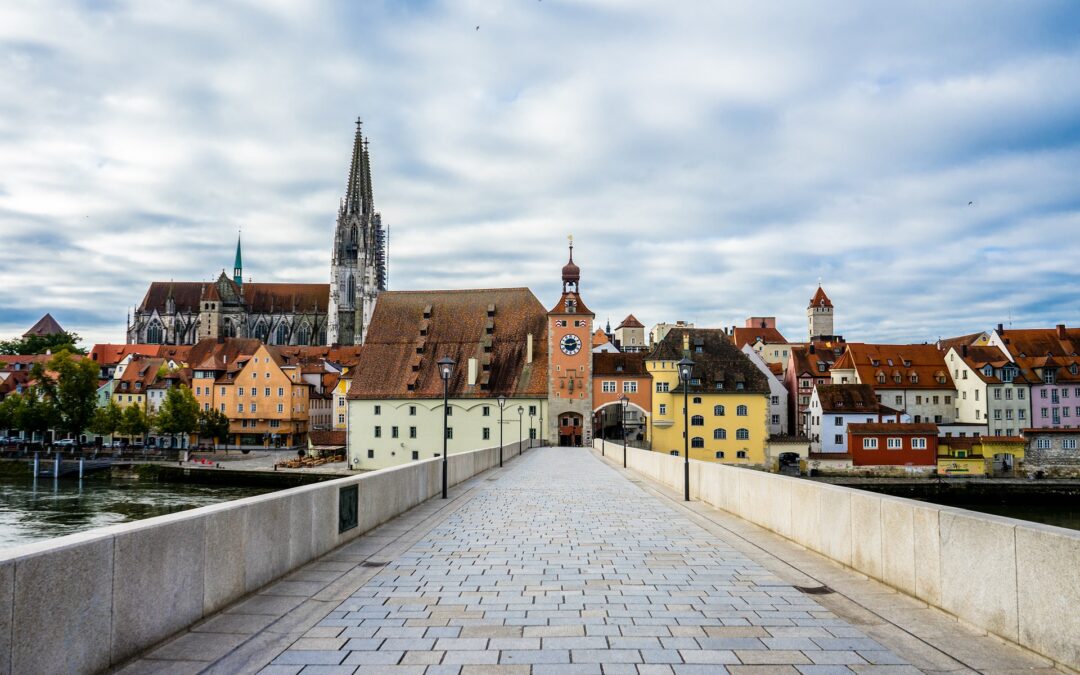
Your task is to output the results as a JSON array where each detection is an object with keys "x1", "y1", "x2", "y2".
[{"x1": 127, "y1": 119, "x2": 386, "y2": 347}]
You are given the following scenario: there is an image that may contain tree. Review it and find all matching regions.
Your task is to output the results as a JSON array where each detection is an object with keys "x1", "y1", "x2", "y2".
[
  {"x1": 2, "y1": 391, "x2": 56, "y2": 443},
  {"x1": 156, "y1": 385, "x2": 200, "y2": 448},
  {"x1": 0, "y1": 331, "x2": 85, "y2": 356},
  {"x1": 0, "y1": 395, "x2": 15, "y2": 432},
  {"x1": 198, "y1": 408, "x2": 231, "y2": 451},
  {"x1": 118, "y1": 405, "x2": 151, "y2": 444},
  {"x1": 31, "y1": 351, "x2": 100, "y2": 443},
  {"x1": 89, "y1": 401, "x2": 123, "y2": 439}
]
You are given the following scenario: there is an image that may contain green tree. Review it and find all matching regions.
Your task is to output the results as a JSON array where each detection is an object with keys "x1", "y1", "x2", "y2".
[
  {"x1": 88, "y1": 400, "x2": 123, "y2": 439},
  {"x1": 30, "y1": 351, "x2": 101, "y2": 444},
  {"x1": 0, "y1": 395, "x2": 15, "y2": 432},
  {"x1": 156, "y1": 385, "x2": 200, "y2": 448},
  {"x1": 118, "y1": 404, "x2": 151, "y2": 444},
  {"x1": 3, "y1": 391, "x2": 57, "y2": 442},
  {"x1": 198, "y1": 407, "x2": 231, "y2": 451},
  {"x1": 0, "y1": 331, "x2": 85, "y2": 356}
]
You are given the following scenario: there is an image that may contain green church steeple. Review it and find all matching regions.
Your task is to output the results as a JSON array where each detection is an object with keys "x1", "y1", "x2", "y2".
[{"x1": 233, "y1": 233, "x2": 243, "y2": 287}]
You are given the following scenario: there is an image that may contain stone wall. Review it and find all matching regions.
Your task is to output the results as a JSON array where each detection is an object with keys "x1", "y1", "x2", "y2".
[
  {"x1": 594, "y1": 439, "x2": 1080, "y2": 671},
  {"x1": 1025, "y1": 432, "x2": 1080, "y2": 478},
  {"x1": 0, "y1": 440, "x2": 527, "y2": 675}
]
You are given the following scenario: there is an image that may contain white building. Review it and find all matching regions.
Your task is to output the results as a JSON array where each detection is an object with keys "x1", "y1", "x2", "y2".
[
  {"x1": 806, "y1": 384, "x2": 907, "y2": 454},
  {"x1": 741, "y1": 344, "x2": 789, "y2": 436}
]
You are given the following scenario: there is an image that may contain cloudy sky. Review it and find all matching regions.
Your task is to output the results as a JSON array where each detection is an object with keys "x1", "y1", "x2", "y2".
[{"x1": 2, "y1": 1, "x2": 1079, "y2": 347}]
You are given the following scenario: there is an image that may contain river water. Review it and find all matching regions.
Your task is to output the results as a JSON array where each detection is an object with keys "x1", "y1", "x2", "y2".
[{"x1": 0, "y1": 476, "x2": 274, "y2": 549}]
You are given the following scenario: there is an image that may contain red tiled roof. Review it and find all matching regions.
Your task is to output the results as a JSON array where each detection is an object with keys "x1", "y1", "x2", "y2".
[
  {"x1": 732, "y1": 326, "x2": 788, "y2": 348},
  {"x1": 592, "y1": 352, "x2": 651, "y2": 377},
  {"x1": 809, "y1": 286, "x2": 833, "y2": 308},
  {"x1": 592, "y1": 329, "x2": 610, "y2": 345},
  {"x1": 617, "y1": 314, "x2": 645, "y2": 329},
  {"x1": 815, "y1": 384, "x2": 898, "y2": 414},
  {"x1": 137, "y1": 280, "x2": 329, "y2": 314},
  {"x1": 309, "y1": 429, "x2": 346, "y2": 447},
  {"x1": 848, "y1": 422, "x2": 938, "y2": 434},
  {"x1": 846, "y1": 344, "x2": 955, "y2": 390},
  {"x1": 1001, "y1": 326, "x2": 1080, "y2": 384},
  {"x1": 348, "y1": 288, "x2": 549, "y2": 399}
]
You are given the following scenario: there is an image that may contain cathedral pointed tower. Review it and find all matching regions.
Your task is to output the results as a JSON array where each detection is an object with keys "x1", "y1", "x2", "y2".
[{"x1": 328, "y1": 119, "x2": 387, "y2": 345}]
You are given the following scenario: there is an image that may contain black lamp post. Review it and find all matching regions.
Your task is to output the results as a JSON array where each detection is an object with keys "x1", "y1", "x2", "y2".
[
  {"x1": 678, "y1": 356, "x2": 695, "y2": 501},
  {"x1": 620, "y1": 394, "x2": 629, "y2": 468},
  {"x1": 497, "y1": 395, "x2": 507, "y2": 468},
  {"x1": 539, "y1": 411, "x2": 543, "y2": 447},
  {"x1": 438, "y1": 356, "x2": 455, "y2": 499},
  {"x1": 529, "y1": 409, "x2": 535, "y2": 449},
  {"x1": 517, "y1": 406, "x2": 523, "y2": 453}
]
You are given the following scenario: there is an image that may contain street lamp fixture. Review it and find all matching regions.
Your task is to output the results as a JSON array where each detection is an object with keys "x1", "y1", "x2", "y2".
[
  {"x1": 496, "y1": 395, "x2": 507, "y2": 468},
  {"x1": 529, "y1": 408, "x2": 535, "y2": 449},
  {"x1": 678, "y1": 356, "x2": 695, "y2": 501},
  {"x1": 438, "y1": 356, "x2": 456, "y2": 499},
  {"x1": 620, "y1": 394, "x2": 629, "y2": 468},
  {"x1": 517, "y1": 406, "x2": 524, "y2": 455}
]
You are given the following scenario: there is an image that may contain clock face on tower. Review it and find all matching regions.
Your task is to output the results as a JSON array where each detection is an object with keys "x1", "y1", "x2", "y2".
[{"x1": 560, "y1": 334, "x2": 582, "y2": 356}]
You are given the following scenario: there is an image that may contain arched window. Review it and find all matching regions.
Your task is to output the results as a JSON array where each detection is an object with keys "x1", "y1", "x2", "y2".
[
  {"x1": 349, "y1": 225, "x2": 358, "y2": 245},
  {"x1": 736, "y1": 405, "x2": 748, "y2": 416},
  {"x1": 318, "y1": 327, "x2": 327, "y2": 345},
  {"x1": 146, "y1": 321, "x2": 163, "y2": 344},
  {"x1": 254, "y1": 321, "x2": 269, "y2": 342},
  {"x1": 297, "y1": 323, "x2": 312, "y2": 346},
  {"x1": 690, "y1": 415, "x2": 704, "y2": 426},
  {"x1": 713, "y1": 428, "x2": 726, "y2": 440},
  {"x1": 713, "y1": 405, "x2": 725, "y2": 416},
  {"x1": 347, "y1": 273, "x2": 355, "y2": 300},
  {"x1": 692, "y1": 396, "x2": 702, "y2": 404},
  {"x1": 736, "y1": 428, "x2": 749, "y2": 440},
  {"x1": 222, "y1": 318, "x2": 236, "y2": 338},
  {"x1": 715, "y1": 451, "x2": 725, "y2": 459},
  {"x1": 275, "y1": 323, "x2": 289, "y2": 345},
  {"x1": 691, "y1": 437, "x2": 704, "y2": 448}
]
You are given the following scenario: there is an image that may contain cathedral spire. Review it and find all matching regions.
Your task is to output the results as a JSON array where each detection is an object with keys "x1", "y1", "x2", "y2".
[
  {"x1": 233, "y1": 232, "x2": 243, "y2": 287},
  {"x1": 344, "y1": 118, "x2": 365, "y2": 216}
]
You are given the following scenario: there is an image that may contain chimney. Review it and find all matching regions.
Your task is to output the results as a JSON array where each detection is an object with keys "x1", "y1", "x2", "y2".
[
  {"x1": 682, "y1": 332, "x2": 690, "y2": 353},
  {"x1": 468, "y1": 358, "x2": 478, "y2": 386},
  {"x1": 997, "y1": 323, "x2": 1004, "y2": 333},
  {"x1": 809, "y1": 343, "x2": 815, "y2": 354},
  {"x1": 526, "y1": 333, "x2": 533, "y2": 364},
  {"x1": 962, "y1": 344, "x2": 968, "y2": 358},
  {"x1": 1057, "y1": 324, "x2": 1066, "y2": 339}
]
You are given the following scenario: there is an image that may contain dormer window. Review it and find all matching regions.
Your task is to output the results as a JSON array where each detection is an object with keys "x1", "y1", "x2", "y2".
[
  {"x1": 817, "y1": 363, "x2": 826, "y2": 372},
  {"x1": 903, "y1": 360, "x2": 911, "y2": 367},
  {"x1": 871, "y1": 359, "x2": 880, "y2": 367},
  {"x1": 1003, "y1": 367, "x2": 1016, "y2": 382},
  {"x1": 887, "y1": 359, "x2": 894, "y2": 366},
  {"x1": 877, "y1": 372, "x2": 886, "y2": 384},
  {"x1": 1044, "y1": 369, "x2": 1056, "y2": 384},
  {"x1": 984, "y1": 365, "x2": 993, "y2": 377},
  {"x1": 893, "y1": 373, "x2": 902, "y2": 383},
  {"x1": 1071, "y1": 364, "x2": 1079, "y2": 376},
  {"x1": 909, "y1": 374, "x2": 918, "y2": 383}
]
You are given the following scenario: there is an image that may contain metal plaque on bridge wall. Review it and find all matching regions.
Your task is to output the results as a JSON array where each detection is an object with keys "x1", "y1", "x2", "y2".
[{"x1": 339, "y1": 485, "x2": 358, "y2": 533}]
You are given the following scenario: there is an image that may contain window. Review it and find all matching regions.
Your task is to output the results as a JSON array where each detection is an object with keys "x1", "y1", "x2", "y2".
[
  {"x1": 714, "y1": 405, "x2": 725, "y2": 416},
  {"x1": 736, "y1": 428, "x2": 749, "y2": 440},
  {"x1": 863, "y1": 438, "x2": 879, "y2": 449},
  {"x1": 887, "y1": 437, "x2": 902, "y2": 449},
  {"x1": 250, "y1": 403, "x2": 256, "y2": 412},
  {"x1": 895, "y1": 396, "x2": 903, "y2": 405},
  {"x1": 1063, "y1": 439, "x2": 1078, "y2": 450},
  {"x1": 409, "y1": 427, "x2": 417, "y2": 438},
  {"x1": 264, "y1": 387, "x2": 270, "y2": 397},
  {"x1": 367, "y1": 449, "x2": 374, "y2": 459},
  {"x1": 269, "y1": 419, "x2": 280, "y2": 428},
  {"x1": 446, "y1": 406, "x2": 453, "y2": 416},
  {"x1": 656, "y1": 382, "x2": 669, "y2": 393},
  {"x1": 715, "y1": 451, "x2": 725, "y2": 459},
  {"x1": 1006, "y1": 409, "x2": 1014, "y2": 420},
  {"x1": 623, "y1": 381, "x2": 638, "y2": 393},
  {"x1": 529, "y1": 405, "x2": 537, "y2": 415},
  {"x1": 529, "y1": 428, "x2": 537, "y2": 439},
  {"x1": 446, "y1": 427, "x2": 453, "y2": 439},
  {"x1": 834, "y1": 435, "x2": 843, "y2": 444},
  {"x1": 483, "y1": 427, "x2": 491, "y2": 440},
  {"x1": 994, "y1": 410, "x2": 1002, "y2": 420},
  {"x1": 1042, "y1": 408, "x2": 1049, "y2": 419},
  {"x1": 714, "y1": 428, "x2": 726, "y2": 440},
  {"x1": 602, "y1": 381, "x2": 616, "y2": 393},
  {"x1": 250, "y1": 385, "x2": 257, "y2": 396},
  {"x1": 736, "y1": 450, "x2": 747, "y2": 459},
  {"x1": 691, "y1": 437, "x2": 704, "y2": 448},
  {"x1": 195, "y1": 386, "x2": 202, "y2": 396},
  {"x1": 737, "y1": 405, "x2": 748, "y2": 416},
  {"x1": 374, "y1": 426, "x2": 381, "y2": 438},
  {"x1": 220, "y1": 403, "x2": 226, "y2": 413},
  {"x1": 411, "y1": 451, "x2": 419, "y2": 461},
  {"x1": 1036, "y1": 438, "x2": 1051, "y2": 450},
  {"x1": 237, "y1": 404, "x2": 243, "y2": 413},
  {"x1": 994, "y1": 388, "x2": 1001, "y2": 400},
  {"x1": 338, "y1": 414, "x2": 345, "y2": 424},
  {"x1": 692, "y1": 396, "x2": 702, "y2": 404},
  {"x1": 691, "y1": 415, "x2": 704, "y2": 426},
  {"x1": 374, "y1": 405, "x2": 381, "y2": 415},
  {"x1": 834, "y1": 416, "x2": 843, "y2": 426},
  {"x1": 278, "y1": 404, "x2": 284, "y2": 413},
  {"x1": 670, "y1": 450, "x2": 680, "y2": 456},
  {"x1": 238, "y1": 387, "x2": 244, "y2": 396},
  {"x1": 659, "y1": 404, "x2": 667, "y2": 415},
  {"x1": 771, "y1": 415, "x2": 780, "y2": 424},
  {"x1": 1020, "y1": 409, "x2": 1027, "y2": 420},
  {"x1": 391, "y1": 426, "x2": 399, "y2": 438},
  {"x1": 945, "y1": 396, "x2": 952, "y2": 404}
]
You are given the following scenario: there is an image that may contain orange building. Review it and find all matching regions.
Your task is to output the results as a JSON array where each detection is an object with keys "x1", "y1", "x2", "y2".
[
  {"x1": 547, "y1": 240, "x2": 594, "y2": 446},
  {"x1": 592, "y1": 352, "x2": 651, "y2": 443}
]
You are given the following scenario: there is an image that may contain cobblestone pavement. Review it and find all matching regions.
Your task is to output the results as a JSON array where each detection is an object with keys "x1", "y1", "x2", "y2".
[{"x1": 262, "y1": 446, "x2": 914, "y2": 674}]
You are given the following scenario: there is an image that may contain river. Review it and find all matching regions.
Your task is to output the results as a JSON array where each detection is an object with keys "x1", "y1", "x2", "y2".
[{"x1": 0, "y1": 476, "x2": 275, "y2": 549}]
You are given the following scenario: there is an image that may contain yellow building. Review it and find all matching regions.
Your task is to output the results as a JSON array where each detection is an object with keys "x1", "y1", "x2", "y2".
[
  {"x1": 937, "y1": 435, "x2": 1025, "y2": 476},
  {"x1": 334, "y1": 368, "x2": 351, "y2": 430},
  {"x1": 111, "y1": 355, "x2": 166, "y2": 410},
  {"x1": 648, "y1": 328, "x2": 771, "y2": 465}
]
